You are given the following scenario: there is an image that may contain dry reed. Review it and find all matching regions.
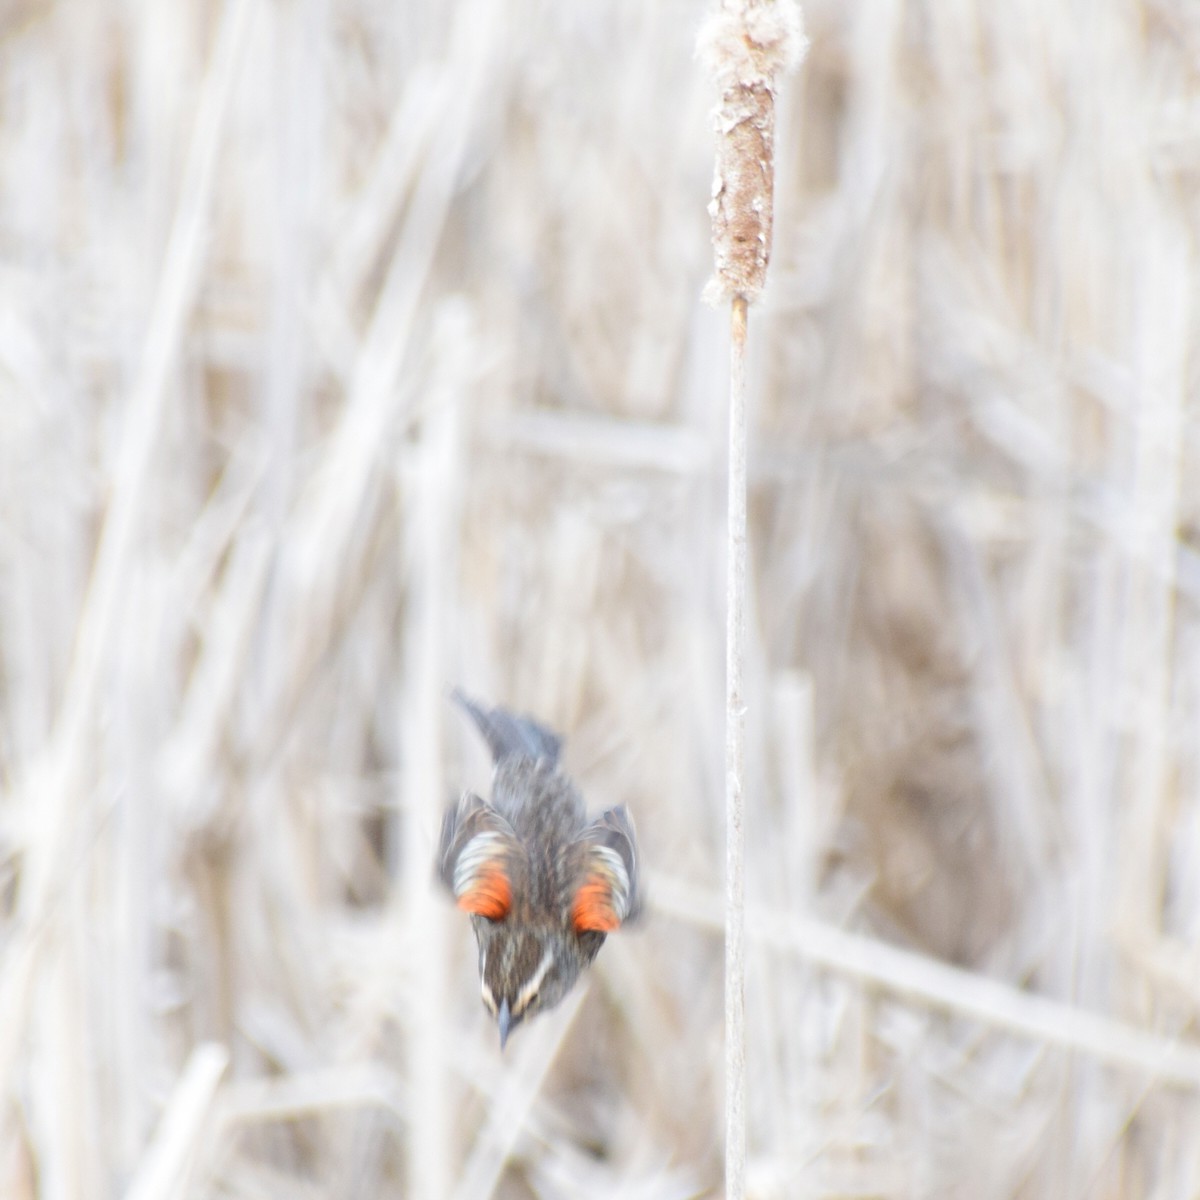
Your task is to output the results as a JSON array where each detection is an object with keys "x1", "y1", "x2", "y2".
[
  {"x1": 699, "y1": 2, "x2": 806, "y2": 1194},
  {"x1": 3, "y1": 1, "x2": 1200, "y2": 1198}
]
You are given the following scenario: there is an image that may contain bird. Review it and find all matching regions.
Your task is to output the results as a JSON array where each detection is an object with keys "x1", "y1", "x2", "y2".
[{"x1": 437, "y1": 691, "x2": 641, "y2": 1049}]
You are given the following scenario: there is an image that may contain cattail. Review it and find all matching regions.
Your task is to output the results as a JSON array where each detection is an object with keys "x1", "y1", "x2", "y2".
[
  {"x1": 698, "y1": 4, "x2": 806, "y2": 1198},
  {"x1": 699, "y1": 0, "x2": 807, "y2": 306}
]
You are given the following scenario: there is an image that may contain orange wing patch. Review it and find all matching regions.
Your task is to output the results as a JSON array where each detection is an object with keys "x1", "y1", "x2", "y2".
[
  {"x1": 458, "y1": 866, "x2": 513, "y2": 920},
  {"x1": 448, "y1": 823, "x2": 518, "y2": 921},
  {"x1": 570, "y1": 840, "x2": 634, "y2": 933},
  {"x1": 571, "y1": 876, "x2": 621, "y2": 932}
]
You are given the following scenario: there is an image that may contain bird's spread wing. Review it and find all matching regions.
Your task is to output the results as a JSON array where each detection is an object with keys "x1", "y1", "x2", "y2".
[
  {"x1": 569, "y1": 805, "x2": 642, "y2": 932},
  {"x1": 437, "y1": 792, "x2": 524, "y2": 920}
]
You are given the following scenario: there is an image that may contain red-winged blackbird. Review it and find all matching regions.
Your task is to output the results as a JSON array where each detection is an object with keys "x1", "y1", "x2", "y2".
[{"x1": 437, "y1": 692, "x2": 641, "y2": 1048}]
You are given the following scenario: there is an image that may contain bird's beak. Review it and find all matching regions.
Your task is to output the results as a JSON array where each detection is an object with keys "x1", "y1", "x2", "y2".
[{"x1": 498, "y1": 999, "x2": 512, "y2": 1051}]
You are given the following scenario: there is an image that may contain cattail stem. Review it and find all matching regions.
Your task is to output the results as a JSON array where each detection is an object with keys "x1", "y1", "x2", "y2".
[
  {"x1": 724, "y1": 292, "x2": 749, "y2": 1200},
  {"x1": 699, "y1": 3, "x2": 805, "y2": 1196}
]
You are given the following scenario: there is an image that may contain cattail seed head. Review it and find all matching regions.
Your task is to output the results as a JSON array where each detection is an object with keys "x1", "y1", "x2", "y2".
[{"x1": 698, "y1": 1, "x2": 807, "y2": 305}]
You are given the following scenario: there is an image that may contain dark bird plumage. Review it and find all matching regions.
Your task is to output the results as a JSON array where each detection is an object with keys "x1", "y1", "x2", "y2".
[{"x1": 438, "y1": 691, "x2": 640, "y2": 1048}]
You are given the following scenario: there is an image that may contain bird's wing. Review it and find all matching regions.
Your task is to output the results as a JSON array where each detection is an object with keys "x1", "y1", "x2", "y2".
[
  {"x1": 437, "y1": 792, "x2": 524, "y2": 920},
  {"x1": 569, "y1": 805, "x2": 642, "y2": 932}
]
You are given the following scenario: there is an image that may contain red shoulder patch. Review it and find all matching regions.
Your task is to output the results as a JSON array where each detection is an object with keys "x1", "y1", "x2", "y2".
[
  {"x1": 457, "y1": 865, "x2": 513, "y2": 920},
  {"x1": 571, "y1": 876, "x2": 620, "y2": 932}
]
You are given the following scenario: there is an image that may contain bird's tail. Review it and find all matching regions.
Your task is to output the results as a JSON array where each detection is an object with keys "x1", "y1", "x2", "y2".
[{"x1": 451, "y1": 689, "x2": 562, "y2": 766}]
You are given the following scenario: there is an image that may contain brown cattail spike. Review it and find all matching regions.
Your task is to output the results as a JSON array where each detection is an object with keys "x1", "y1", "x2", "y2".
[{"x1": 699, "y1": 1, "x2": 807, "y2": 304}]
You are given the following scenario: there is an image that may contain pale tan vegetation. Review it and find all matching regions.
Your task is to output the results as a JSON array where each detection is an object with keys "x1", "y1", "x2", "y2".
[
  {"x1": 701, "y1": 2, "x2": 809, "y2": 1195},
  {"x1": 2, "y1": 0, "x2": 1200, "y2": 1197}
]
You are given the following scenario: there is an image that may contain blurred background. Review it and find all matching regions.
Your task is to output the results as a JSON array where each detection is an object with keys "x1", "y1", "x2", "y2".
[{"x1": 3, "y1": 0, "x2": 1200, "y2": 1195}]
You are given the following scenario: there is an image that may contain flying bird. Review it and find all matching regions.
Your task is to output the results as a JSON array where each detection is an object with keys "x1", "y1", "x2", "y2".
[{"x1": 437, "y1": 692, "x2": 641, "y2": 1048}]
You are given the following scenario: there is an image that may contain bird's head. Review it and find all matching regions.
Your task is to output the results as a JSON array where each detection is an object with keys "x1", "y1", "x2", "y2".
[{"x1": 475, "y1": 923, "x2": 594, "y2": 1048}]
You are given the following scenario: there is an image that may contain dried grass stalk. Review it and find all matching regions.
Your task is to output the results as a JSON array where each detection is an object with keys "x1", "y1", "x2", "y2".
[
  {"x1": 122, "y1": 1043, "x2": 229, "y2": 1200},
  {"x1": 723, "y1": 291, "x2": 750, "y2": 1200}
]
